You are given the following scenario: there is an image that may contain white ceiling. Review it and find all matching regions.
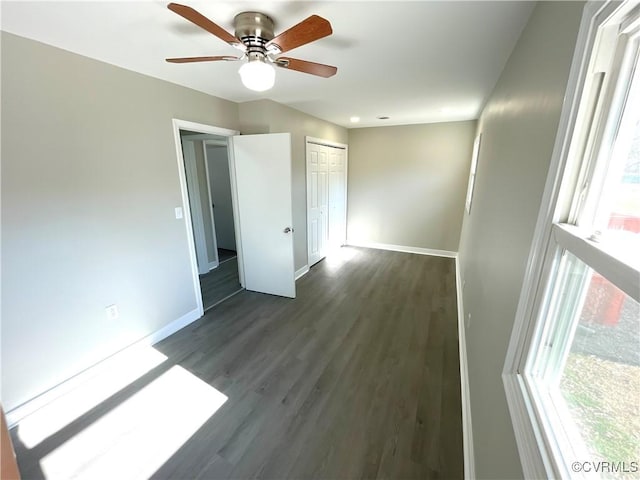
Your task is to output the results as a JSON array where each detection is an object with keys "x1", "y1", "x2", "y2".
[{"x1": 0, "y1": 1, "x2": 535, "y2": 128}]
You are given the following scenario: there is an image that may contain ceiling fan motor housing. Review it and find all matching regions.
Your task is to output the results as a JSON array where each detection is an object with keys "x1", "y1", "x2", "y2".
[{"x1": 234, "y1": 12, "x2": 276, "y2": 59}]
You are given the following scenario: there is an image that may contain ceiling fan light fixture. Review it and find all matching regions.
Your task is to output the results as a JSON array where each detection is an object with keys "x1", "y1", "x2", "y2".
[
  {"x1": 167, "y1": 5, "x2": 336, "y2": 88},
  {"x1": 238, "y1": 58, "x2": 275, "y2": 92}
]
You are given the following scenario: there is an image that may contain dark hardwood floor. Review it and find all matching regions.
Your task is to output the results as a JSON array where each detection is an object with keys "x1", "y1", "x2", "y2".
[
  {"x1": 200, "y1": 255, "x2": 242, "y2": 311},
  {"x1": 217, "y1": 248, "x2": 237, "y2": 264},
  {"x1": 12, "y1": 247, "x2": 463, "y2": 479}
]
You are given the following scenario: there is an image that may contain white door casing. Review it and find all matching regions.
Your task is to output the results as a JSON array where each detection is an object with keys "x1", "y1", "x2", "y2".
[
  {"x1": 201, "y1": 142, "x2": 220, "y2": 271},
  {"x1": 328, "y1": 148, "x2": 347, "y2": 248},
  {"x1": 307, "y1": 143, "x2": 329, "y2": 266},
  {"x1": 230, "y1": 133, "x2": 296, "y2": 298}
]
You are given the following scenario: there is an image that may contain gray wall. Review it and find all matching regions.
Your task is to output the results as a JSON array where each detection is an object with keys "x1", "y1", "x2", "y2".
[
  {"x1": 238, "y1": 100, "x2": 348, "y2": 271},
  {"x1": 456, "y1": 3, "x2": 584, "y2": 478},
  {"x1": 207, "y1": 145, "x2": 236, "y2": 251},
  {"x1": 1, "y1": 32, "x2": 239, "y2": 411},
  {"x1": 347, "y1": 122, "x2": 477, "y2": 252}
]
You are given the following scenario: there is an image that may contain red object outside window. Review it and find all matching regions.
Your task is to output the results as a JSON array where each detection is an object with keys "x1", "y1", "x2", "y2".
[{"x1": 582, "y1": 213, "x2": 639, "y2": 326}]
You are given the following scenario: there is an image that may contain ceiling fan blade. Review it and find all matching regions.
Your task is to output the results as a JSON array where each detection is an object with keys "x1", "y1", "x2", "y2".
[
  {"x1": 275, "y1": 57, "x2": 337, "y2": 78},
  {"x1": 266, "y1": 15, "x2": 332, "y2": 54},
  {"x1": 167, "y1": 3, "x2": 245, "y2": 51},
  {"x1": 166, "y1": 56, "x2": 241, "y2": 63}
]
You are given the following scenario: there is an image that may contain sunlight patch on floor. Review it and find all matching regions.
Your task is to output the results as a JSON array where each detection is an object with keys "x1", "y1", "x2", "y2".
[
  {"x1": 18, "y1": 346, "x2": 167, "y2": 449},
  {"x1": 39, "y1": 365, "x2": 227, "y2": 480},
  {"x1": 324, "y1": 245, "x2": 360, "y2": 270}
]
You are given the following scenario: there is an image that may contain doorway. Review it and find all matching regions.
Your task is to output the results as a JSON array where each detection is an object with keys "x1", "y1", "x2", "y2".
[
  {"x1": 173, "y1": 120, "x2": 297, "y2": 314},
  {"x1": 200, "y1": 140, "x2": 241, "y2": 310},
  {"x1": 174, "y1": 122, "x2": 244, "y2": 312}
]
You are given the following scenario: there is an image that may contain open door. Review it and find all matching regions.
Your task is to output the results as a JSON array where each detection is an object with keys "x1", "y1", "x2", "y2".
[
  {"x1": 181, "y1": 139, "x2": 219, "y2": 275},
  {"x1": 230, "y1": 133, "x2": 296, "y2": 298}
]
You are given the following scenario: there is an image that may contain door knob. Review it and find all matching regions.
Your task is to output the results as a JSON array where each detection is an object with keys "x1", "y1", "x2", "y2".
[{"x1": 284, "y1": 227, "x2": 293, "y2": 233}]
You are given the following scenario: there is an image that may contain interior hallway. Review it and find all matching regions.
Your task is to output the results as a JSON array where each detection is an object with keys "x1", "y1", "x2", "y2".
[{"x1": 200, "y1": 248, "x2": 242, "y2": 311}]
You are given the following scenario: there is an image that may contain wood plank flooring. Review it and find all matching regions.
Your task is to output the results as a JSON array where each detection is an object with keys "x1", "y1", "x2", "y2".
[
  {"x1": 217, "y1": 248, "x2": 237, "y2": 264},
  {"x1": 12, "y1": 247, "x2": 463, "y2": 479},
  {"x1": 200, "y1": 255, "x2": 242, "y2": 311}
]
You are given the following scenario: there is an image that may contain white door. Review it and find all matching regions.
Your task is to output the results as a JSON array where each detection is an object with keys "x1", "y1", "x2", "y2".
[
  {"x1": 231, "y1": 133, "x2": 296, "y2": 298},
  {"x1": 306, "y1": 139, "x2": 348, "y2": 266},
  {"x1": 307, "y1": 143, "x2": 329, "y2": 266},
  {"x1": 328, "y1": 148, "x2": 347, "y2": 248},
  {"x1": 182, "y1": 140, "x2": 211, "y2": 275}
]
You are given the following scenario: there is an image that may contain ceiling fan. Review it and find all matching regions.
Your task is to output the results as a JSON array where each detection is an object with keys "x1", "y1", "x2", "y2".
[{"x1": 166, "y1": 3, "x2": 338, "y2": 92}]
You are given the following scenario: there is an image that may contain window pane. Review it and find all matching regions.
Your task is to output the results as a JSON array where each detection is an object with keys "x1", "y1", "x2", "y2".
[
  {"x1": 594, "y1": 49, "x2": 640, "y2": 246},
  {"x1": 602, "y1": 117, "x2": 640, "y2": 238},
  {"x1": 555, "y1": 253, "x2": 640, "y2": 472}
]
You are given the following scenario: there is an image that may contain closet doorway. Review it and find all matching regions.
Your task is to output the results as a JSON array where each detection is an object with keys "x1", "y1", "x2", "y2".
[
  {"x1": 306, "y1": 137, "x2": 348, "y2": 267},
  {"x1": 180, "y1": 131, "x2": 242, "y2": 311}
]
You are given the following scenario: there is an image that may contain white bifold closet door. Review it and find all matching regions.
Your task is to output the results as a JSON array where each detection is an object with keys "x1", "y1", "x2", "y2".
[
  {"x1": 307, "y1": 143, "x2": 329, "y2": 266},
  {"x1": 306, "y1": 141, "x2": 347, "y2": 267},
  {"x1": 328, "y1": 148, "x2": 347, "y2": 249}
]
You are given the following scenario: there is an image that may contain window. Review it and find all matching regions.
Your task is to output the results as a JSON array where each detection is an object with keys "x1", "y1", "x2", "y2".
[{"x1": 505, "y1": 2, "x2": 640, "y2": 478}]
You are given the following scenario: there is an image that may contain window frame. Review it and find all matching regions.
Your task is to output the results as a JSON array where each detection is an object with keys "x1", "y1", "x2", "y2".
[{"x1": 503, "y1": 1, "x2": 640, "y2": 478}]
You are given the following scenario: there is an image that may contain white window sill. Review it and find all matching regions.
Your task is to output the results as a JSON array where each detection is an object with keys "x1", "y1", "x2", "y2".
[{"x1": 553, "y1": 223, "x2": 639, "y2": 302}]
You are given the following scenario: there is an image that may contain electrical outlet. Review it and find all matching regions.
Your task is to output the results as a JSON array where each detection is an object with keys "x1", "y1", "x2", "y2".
[
  {"x1": 105, "y1": 304, "x2": 119, "y2": 320},
  {"x1": 466, "y1": 312, "x2": 471, "y2": 329},
  {"x1": 175, "y1": 207, "x2": 183, "y2": 219}
]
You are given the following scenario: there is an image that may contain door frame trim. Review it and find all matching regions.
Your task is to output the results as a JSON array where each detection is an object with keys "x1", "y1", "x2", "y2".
[
  {"x1": 171, "y1": 119, "x2": 240, "y2": 317},
  {"x1": 306, "y1": 136, "x2": 349, "y2": 150},
  {"x1": 202, "y1": 141, "x2": 222, "y2": 271}
]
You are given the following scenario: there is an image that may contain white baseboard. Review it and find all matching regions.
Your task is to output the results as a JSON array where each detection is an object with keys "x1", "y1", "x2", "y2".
[
  {"x1": 6, "y1": 307, "x2": 202, "y2": 427},
  {"x1": 146, "y1": 308, "x2": 202, "y2": 346},
  {"x1": 455, "y1": 257, "x2": 476, "y2": 479},
  {"x1": 295, "y1": 265, "x2": 310, "y2": 280},
  {"x1": 208, "y1": 260, "x2": 219, "y2": 271},
  {"x1": 346, "y1": 240, "x2": 457, "y2": 258}
]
